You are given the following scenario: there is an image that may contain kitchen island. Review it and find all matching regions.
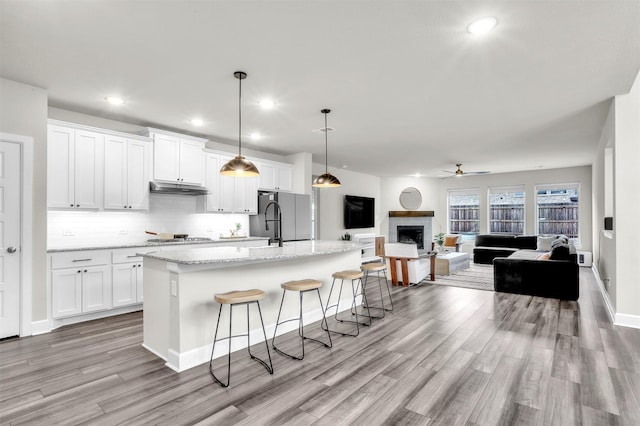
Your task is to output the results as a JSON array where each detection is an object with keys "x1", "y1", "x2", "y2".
[{"x1": 140, "y1": 240, "x2": 365, "y2": 372}]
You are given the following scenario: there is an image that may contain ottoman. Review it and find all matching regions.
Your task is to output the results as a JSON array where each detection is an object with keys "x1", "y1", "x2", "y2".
[{"x1": 435, "y1": 252, "x2": 470, "y2": 275}]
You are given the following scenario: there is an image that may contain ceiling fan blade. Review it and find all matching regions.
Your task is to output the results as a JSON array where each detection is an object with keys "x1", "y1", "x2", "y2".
[
  {"x1": 442, "y1": 170, "x2": 455, "y2": 174},
  {"x1": 465, "y1": 171, "x2": 491, "y2": 175}
]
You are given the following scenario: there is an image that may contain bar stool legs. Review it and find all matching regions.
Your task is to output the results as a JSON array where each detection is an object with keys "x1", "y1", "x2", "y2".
[
  {"x1": 209, "y1": 290, "x2": 273, "y2": 388},
  {"x1": 322, "y1": 270, "x2": 372, "y2": 337},
  {"x1": 361, "y1": 263, "x2": 394, "y2": 319},
  {"x1": 272, "y1": 279, "x2": 332, "y2": 360}
]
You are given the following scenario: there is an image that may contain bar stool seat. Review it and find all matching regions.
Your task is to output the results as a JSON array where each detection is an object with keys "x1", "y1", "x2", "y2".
[
  {"x1": 272, "y1": 279, "x2": 332, "y2": 360},
  {"x1": 282, "y1": 279, "x2": 323, "y2": 292},
  {"x1": 361, "y1": 263, "x2": 386, "y2": 272},
  {"x1": 332, "y1": 270, "x2": 364, "y2": 280},
  {"x1": 361, "y1": 262, "x2": 393, "y2": 318},
  {"x1": 322, "y1": 270, "x2": 371, "y2": 337},
  {"x1": 209, "y1": 288, "x2": 273, "y2": 387},
  {"x1": 215, "y1": 289, "x2": 264, "y2": 304}
]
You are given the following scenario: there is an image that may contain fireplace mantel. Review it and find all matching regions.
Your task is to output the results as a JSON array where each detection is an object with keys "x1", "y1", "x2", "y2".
[{"x1": 389, "y1": 211, "x2": 434, "y2": 217}]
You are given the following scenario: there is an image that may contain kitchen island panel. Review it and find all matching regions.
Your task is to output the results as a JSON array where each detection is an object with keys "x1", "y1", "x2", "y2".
[{"x1": 142, "y1": 244, "x2": 362, "y2": 372}]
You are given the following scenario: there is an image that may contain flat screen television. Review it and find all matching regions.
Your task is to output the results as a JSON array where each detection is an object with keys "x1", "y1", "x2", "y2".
[{"x1": 344, "y1": 195, "x2": 375, "y2": 229}]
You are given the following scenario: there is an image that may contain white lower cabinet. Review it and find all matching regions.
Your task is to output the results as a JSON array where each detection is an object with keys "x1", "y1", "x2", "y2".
[
  {"x1": 51, "y1": 264, "x2": 111, "y2": 318},
  {"x1": 82, "y1": 266, "x2": 111, "y2": 313},
  {"x1": 50, "y1": 251, "x2": 111, "y2": 319},
  {"x1": 49, "y1": 240, "x2": 269, "y2": 321},
  {"x1": 112, "y1": 263, "x2": 142, "y2": 307}
]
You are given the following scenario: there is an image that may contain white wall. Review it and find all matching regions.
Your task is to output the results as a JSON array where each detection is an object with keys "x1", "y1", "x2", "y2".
[
  {"x1": 312, "y1": 163, "x2": 381, "y2": 240},
  {"x1": 379, "y1": 177, "x2": 441, "y2": 236},
  {"x1": 613, "y1": 69, "x2": 640, "y2": 321},
  {"x1": 434, "y1": 166, "x2": 593, "y2": 250},
  {"x1": 0, "y1": 78, "x2": 49, "y2": 322},
  {"x1": 592, "y1": 101, "x2": 616, "y2": 306}
]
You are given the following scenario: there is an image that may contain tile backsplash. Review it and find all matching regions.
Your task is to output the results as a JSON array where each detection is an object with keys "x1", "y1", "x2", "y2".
[{"x1": 48, "y1": 194, "x2": 251, "y2": 248}]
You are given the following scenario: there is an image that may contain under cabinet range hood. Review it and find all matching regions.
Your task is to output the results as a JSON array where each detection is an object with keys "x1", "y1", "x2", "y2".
[{"x1": 149, "y1": 181, "x2": 209, "y2": 196}]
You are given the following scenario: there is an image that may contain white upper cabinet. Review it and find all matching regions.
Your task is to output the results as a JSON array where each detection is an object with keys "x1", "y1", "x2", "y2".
[
  {"x1": 48, "y1": 124, "x2": 103, "y2": 209},
  {"x1": 256, "y1": 159, "x2": 293, "y2": 192},
  {"x1": 147, "y1": 128, "x2": 206, "y2": 185},
  {"x1": 199, "y1": 152, "x2": 258, "y2": 214},
  {"x1": 104, "y1": 135, "x2": 151, "y2": 210}
]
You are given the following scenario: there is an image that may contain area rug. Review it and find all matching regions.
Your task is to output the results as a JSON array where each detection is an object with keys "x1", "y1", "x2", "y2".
[{"x1": 421, "y1": 263, "x2": 494, "y2": 291}]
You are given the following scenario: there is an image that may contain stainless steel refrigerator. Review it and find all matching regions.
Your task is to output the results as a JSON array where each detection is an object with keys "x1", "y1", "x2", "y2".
[{"x1": 250, "y1": 192, "x2": 311, "y2": 242}]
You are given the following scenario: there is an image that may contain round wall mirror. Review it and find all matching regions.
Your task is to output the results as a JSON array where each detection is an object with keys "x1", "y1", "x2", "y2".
[{"x1": 400, "y1": 187, "x2": 422, "y2": 210}]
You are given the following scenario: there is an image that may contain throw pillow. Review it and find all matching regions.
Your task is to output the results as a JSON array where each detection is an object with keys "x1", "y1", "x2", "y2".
[
  {"x1": 550, "y1": 236, "x2": 570, "y2": 249},
  {"x1": 550, "y1": 243, "x2": 571, "y2": 260},
  {"x1": 444, "y1": 236, "x2": 459, "y2": 247},
  {"x1": 537, "y1": 252, "x2": 551, "y2": 260},
  {"x1": 537, "y1": 236, "x2": 555, "y2": 251}
]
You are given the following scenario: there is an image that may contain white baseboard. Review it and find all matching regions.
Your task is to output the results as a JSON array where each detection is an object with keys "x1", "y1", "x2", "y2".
[
  {"x1": 591, "y1": 265, "x2": 640, "y2": 330},
  {"x1": 165, "y1": 298, "x2": 354, "y2": 372},
  {"x1": 591, "y1": 265, "x2": 617, "y2": 324},
  {"x1": 30, "y1": 319, "x2": 52, "y2": 335},
  {"x1": 614, "y1": 313, "x2": 640, "y2": 329},
  {"x1": 51, "y1": 305, "x2": 142, "y2": 330}
]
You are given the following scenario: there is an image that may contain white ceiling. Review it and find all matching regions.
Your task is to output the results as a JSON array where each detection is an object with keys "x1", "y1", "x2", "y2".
[{"x1": 2, "y1": 1, "x2": 639, "y2": 178}]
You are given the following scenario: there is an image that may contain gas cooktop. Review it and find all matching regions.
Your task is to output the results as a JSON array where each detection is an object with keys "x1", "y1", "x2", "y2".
[{"x1": 146, "y1": 237, "x2": 213, "y2": 243}]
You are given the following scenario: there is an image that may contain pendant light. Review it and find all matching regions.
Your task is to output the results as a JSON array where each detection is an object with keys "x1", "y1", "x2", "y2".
[
  {"x1": 220, "y1": 71, "x2": 260, "y2": 177},
  {"x1": 312, "y1": 109, "x2": 341, "y2": 187}
]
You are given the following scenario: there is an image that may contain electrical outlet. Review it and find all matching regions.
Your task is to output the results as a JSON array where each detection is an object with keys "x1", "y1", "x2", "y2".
[
  {"x1": 118, "y1": 229, "x2": 128, "y2": 235},
  {"x1": 63, "y1": 229, "x2": 74, "y2": 236}
]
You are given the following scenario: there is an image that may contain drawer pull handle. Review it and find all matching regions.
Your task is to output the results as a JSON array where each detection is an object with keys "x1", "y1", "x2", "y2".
[
  {"x1": 126, "y1": 255, "x2": 138, "y2": 258},
  {"x1": 72, "y1": 259, "x2": 92, "y2": 262}
]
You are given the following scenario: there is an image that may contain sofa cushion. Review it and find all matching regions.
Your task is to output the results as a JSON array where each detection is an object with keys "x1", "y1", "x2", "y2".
[
  {"x1": 537, "y1": 236, "x2": 555, "y2": 251},
  {"x1": 550, "y1": 235, "x2": 570, "y2": 249},
  {"x1": 513, "y1": 236, "x2": 538, "y2": 250},
  {"x1": 550, "y1": 243, "x2": 572, "y2": 260},
  {"x1": 475, "y1": 234, "x2": 516, "y2": 248},
  {"x1": 537, "y1": 252, "x2": 551, "y2": 260}
]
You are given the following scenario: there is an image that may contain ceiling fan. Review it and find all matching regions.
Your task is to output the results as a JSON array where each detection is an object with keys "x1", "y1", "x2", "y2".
[{"x1": 443, "y1": 163, "x2": 490, "y2": 177}]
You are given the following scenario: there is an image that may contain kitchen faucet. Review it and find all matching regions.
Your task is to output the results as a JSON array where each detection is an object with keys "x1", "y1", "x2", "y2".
[{"x1": 264, "y1": 201, "x2": 283, "y2": 247}]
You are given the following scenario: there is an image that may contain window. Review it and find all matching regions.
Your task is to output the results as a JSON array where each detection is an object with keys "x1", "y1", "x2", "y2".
[
  {"x1": 448, "y1": 189, "x2": 480, "y2": 235},
  {"x1": 536, "y1": 183, "x2": 579, "y2": 243},
  {"x1": 489, "y1": 186, "x2": 525, "y2": 235}
]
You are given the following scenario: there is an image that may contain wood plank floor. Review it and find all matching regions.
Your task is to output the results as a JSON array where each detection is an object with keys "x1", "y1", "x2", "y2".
[{"x1": 2, "y1": 268, "x2": 640, "y2": 425}]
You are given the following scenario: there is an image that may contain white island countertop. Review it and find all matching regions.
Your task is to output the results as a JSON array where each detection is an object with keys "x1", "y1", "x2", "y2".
[{"x1": 140, "y1": 240, "x2": 365, "y2": 269}]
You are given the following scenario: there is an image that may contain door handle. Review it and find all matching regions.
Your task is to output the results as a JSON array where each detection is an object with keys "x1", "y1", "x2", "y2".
[{"x1": 7, "y1": 247, "x2": 17, "y2": 253}]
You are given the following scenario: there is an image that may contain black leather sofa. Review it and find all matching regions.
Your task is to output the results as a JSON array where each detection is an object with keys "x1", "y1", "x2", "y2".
[
  {"x1": 473, "y1": 234, "x2": 537, "y2": 264},
  {"x1": 473, "y1": 234, "x2": 579, "y2": 300}
]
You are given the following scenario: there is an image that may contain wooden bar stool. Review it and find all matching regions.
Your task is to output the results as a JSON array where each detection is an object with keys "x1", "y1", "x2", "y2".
[
  {"x1": 272, "y1": 279, "x2": 332, "y2": 360},
  {"x1": 360, "y1": 262, "x2": 393, "y2": 319},
  {"x1": 209, "y1": 289, "x2": 273, "y2": 387},
  {"x1": 321, "y1": 270, "x2": 372, "y2": 337}
]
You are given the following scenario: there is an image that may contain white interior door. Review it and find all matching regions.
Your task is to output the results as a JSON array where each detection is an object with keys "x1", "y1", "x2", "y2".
[{"x1": 0, "y1": 142, "x2": 21, "y2": 338}]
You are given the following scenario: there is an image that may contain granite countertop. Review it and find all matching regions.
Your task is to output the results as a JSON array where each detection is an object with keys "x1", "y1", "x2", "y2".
[
  {"x1": 140, "y1": 240, "x2": 366, "y2": 266},
  {"x1": 47, "y1": 236, "x2": 270, "y2": 253}
]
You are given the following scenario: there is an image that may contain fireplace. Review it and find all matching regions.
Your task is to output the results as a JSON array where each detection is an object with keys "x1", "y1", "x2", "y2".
[{"x1": 397, "y1": 225, "x2": 424, "y2": 250}]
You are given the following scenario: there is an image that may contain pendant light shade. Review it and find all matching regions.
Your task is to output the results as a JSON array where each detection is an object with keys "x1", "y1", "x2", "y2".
[
  {"x1": 220, "y1": 71, "x2": 259, "y2": 177},
  {"x1": 312, "y1": 109, "x2": 341, "y2": 188}
]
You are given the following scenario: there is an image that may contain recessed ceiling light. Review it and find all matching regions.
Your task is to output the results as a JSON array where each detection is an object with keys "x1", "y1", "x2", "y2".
[
  {"x1": 258, "y1": 99, "x2": 275, "y2": 109},
  {"x1": 190, "y1": 118, "x2": 204, "y2": 126},
  {"x1": 413, "y1": 173, "x2": 421, "y2": 178},
  {"x1": 467, "y1": 17, "x2": 498, "y2": 35},
  {"x1": 105, "y1": 96, "x2": 124, "y2": 105},
  {"x1": 250, "y1": 132, "x2": 262, "y2": 140},
  {"x1": 342, "y1": 165, "x2": 348, "y2": 169}
]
